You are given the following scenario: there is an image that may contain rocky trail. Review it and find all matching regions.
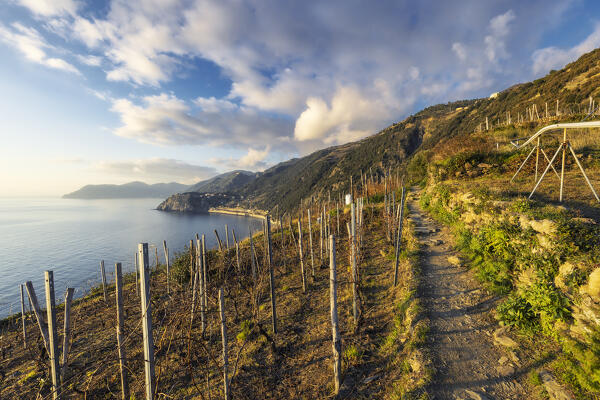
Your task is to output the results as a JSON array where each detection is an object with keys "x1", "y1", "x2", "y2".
[{"x1": 408, "y1": 192, "x2": 540, "y2": 400}]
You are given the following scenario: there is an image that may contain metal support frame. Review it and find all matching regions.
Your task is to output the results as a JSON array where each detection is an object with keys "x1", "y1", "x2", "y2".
[
  {"x1": 511, "y1": 138, "x2": 560, "y2": 183},
  {"x1": 527, "y1": 127, "x2": 600, "y2": 202}
]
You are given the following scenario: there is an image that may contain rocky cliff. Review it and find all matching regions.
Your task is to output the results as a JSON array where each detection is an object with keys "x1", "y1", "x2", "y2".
[{"x1": 156, "y1": 192, "x2": 237, "y2": 213}]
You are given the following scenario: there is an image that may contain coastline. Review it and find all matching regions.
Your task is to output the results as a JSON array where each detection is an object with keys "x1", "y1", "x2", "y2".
[{"x1": 208, "y1": 206, "x2": 267, "y2": 219}]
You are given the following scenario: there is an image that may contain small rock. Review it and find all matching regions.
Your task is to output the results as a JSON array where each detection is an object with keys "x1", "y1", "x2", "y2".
[
  {"x1": 448, "y1": 255, "x2": 461, "y2": 266},
  {"x1": 478, "y1": 163, "x2": 492, "y2": 168},
  {"x1": 498, "y1": 356, "x2": 509, "y2": 365},
  {"x1": 497, "y1": 364, "x2": 515, "y2": 375},
  {"x1": 493, "y1": 326, "x2": 518, "y2": 348},
  {"x1": 572, "y1": 217, "x2": 596, "y2": 224},
  {"x1": 363, "y1": 373, "x2": 382, "y2": 384},
  {"x1": 539, "y1": 370, "x2": 574, "y2": 400},
  {"x1": 464, "y1": 389, "x2": 489, "y2": 400}
]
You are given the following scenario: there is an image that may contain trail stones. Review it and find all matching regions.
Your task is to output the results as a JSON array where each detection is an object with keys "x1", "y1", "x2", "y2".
[
  {"x1": 493, "y1": 326, "x2": 518, "y2": 348},
  {"x1": 448, "y1": 255, "x2": 461, "y2": 266},
  {"x1": 539, "y1": 370, "x2": 574, "y2": 400},
  {"x1": 464, "y1": 389, "x2": 490, "y2": 400}
]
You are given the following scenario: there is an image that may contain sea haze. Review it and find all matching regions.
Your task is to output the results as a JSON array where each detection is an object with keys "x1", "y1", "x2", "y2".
[{"x1": 0, "y1": 197, "x2": 264, "y2": 318}]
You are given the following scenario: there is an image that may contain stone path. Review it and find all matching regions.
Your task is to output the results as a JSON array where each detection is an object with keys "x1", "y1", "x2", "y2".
[{"x1": 408, "y1": 193, "x2": 537, "y2": 400}]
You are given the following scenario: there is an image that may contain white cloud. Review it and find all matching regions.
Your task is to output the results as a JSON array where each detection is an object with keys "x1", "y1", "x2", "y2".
[
  {"x1": 76, "y1": 54, "x2": 102, "y2": 66},
  {"x1": 0, "y1": 22, "x2": 80, "y2": 74},
  {"x1": 484, "y1": 9, "x2": 515, "y2": 62},
  {"x1": 111, "y1": 94, "x2": 208, "y2": 144},
  {"x1": 194, "y1": 96, "x2": 237, "y2": 113},
  {"x1": 294, "y1": 83, "x2": 404, "y2": 145},
  {"x1": 409, "y1": 66, "x2": 420, "y2": 80},
  {"x1": 532, "y1": 22, "x2": 600, "y2": 75},
  {"x1": 111, "y1": 93, "x2": 294, "y2": 149},
  {"x1": 96, "y1": 158, "x2": 217, "y2": 184},
  {"x1": 210, "y1": 145, "x2": 272, "y2": 170},
  {"x1": 489, "y1": 9, "x2": 515, "y2": 37},
  {"x1": 237, "y1": 146, "x2": 270, "y2": 169},
  {"x1": 5, "y1": 0, "x2": 588, "y2": 154},
  {"x1": 15, "y1": 0, "x2": 78, "y2": 17},
  {"x1": 452, "y1": 42, "x2": 467, "y2": 61}
]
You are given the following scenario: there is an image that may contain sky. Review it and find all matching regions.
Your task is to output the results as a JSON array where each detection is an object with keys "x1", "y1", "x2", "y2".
[{"x1": 1, "y1": 0, "x2": 600, "y2": 196}]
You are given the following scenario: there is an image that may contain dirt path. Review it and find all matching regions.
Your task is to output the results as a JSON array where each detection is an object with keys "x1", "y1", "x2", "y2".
[{"x1": 408, "y1": 192, "x2": 538, "y2": 400}]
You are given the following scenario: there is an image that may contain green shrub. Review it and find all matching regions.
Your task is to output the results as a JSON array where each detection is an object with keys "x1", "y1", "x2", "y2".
[
  {"x1": 497, "y1": 283, "x2": 570, "y2": 335},
  {"x1": 170, "y1": 251, "x2": 192, "y2": 284},
  {"x1": 497, "y1": 293, "x2": 537, "y2": 332},
  {"x1": 407, "y1": 151, "x2": 429, "y2": 186}
]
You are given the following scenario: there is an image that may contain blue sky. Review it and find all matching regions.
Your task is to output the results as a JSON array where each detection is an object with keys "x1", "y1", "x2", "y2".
[{"x1": 1, "y1": 0, "x2": 600, "y2": 196}]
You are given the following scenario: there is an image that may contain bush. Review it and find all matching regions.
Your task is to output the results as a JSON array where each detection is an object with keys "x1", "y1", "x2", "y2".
[
  {"x1": 406, "y1": 151, "x2": 429, "y2": 186},
  {"x1": 497, "y1": 283, "x2": 571, "y2": 336}
]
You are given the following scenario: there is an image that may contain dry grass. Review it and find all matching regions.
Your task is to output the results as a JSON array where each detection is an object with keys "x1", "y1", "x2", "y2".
[{"x1": 0, "y1": 191, "x2": 421, "y2": 399}]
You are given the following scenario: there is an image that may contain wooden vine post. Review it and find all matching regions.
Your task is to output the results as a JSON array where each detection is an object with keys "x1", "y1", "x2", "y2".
[
  {"x1": 235, "y1": 242, "x2": 241, "y2": 273},
  {"x1": 249, "y1": 227, "x2": 257, "y2": 280},
  {"x1": 163, "y1": 240, "x2": 170, "y2": 294},
  {"x1": 279, "y1": 215, "x2": 286, "y2": 269},
  {"x1": 100, "y1": 260, "x2": 107, "y2": 302},
  {"x1": 25, "y1": 281, "x2": 49, "y2": 353},
  {"x1": 201, "y1": 234, "x2": 208, "y2": 333},
  {"x1": 191, "y1": 242, "x2": 199, "y2": 325},
  {"x1": 218, "y1": 288, "x2": 230, "y2": 400},
  {"x1": 307, "y1": 209, "x2": 315, "y2": 279},
  {"x1": 135, "y1": 252, "x2": 139, "y2": 297},
  {"x1": 329, "y1": 235, "x2": 342, "y2": 394},
  {"x1": 45, "y1": 271, "x2": 61, "y2": 399},
  {"x1": 393, "y1": 187, "x2": 406, "y2": 286},
  {"x1": 225, "y1": 224, "x2": 230, "y2": 250},
  {"x1": 138, "y1": 243, "x2": 156, "y2": 400},
  {"x1": 20, "y1": 284, "x2": 27, "y2": 348},
  {"x1": 298, "y1": 219, "x2": 307, "y2": 293},
  {"x1": 115, "y1": 263, "x2": 130, "y2": 399},
  {"x1": 189, "y1": 240, "x2": 195, "y2": 289},
  {"x1": 61, "y1": 287, "x2": 74, "y2": 382},
  {"x1": 266, "y1": 215, "x2": 277, "y2": 334},
  {"x1": 350, "y1": 203, "x2": 359, "y2": 325}
]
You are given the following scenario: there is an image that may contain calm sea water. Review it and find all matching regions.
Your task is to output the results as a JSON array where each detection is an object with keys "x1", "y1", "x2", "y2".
[{"x1": 0, "y1": 197, "x2": 263, "y2": 318}]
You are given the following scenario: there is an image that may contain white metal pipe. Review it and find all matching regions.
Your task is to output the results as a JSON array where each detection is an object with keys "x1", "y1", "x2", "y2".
[{"x1": 518, "y1": 121, "x2": 600, "y2": 148}]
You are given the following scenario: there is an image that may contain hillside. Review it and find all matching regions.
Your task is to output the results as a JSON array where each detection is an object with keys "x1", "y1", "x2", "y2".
[
  {"x1": 63, "y1": 181, "x2": 188, "y2": 199},
  {"x1": 6, "y1": 47, "x2": 600, "y2": 400},
  {"x1": 226, "y1": 48, "x2": 600, "y2": 213},
  {"x1": 187, "y1": 170, "x2": 259, "y2": 193}
]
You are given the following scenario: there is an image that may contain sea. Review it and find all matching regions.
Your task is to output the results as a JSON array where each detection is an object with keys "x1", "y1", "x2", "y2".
[{"x1": 0, "y1": 197, "x2": 264, "y2": 318}]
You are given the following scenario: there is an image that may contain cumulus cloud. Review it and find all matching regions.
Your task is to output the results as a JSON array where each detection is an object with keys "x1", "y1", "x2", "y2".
[
  {"x1": 0, "y1": 22, "x2": 80, "y2": 74},
  {"x1": 4, "y1": 0, "x2": 589, "y2": 154},
  {"x1": 15, "y1": 0, "x2": 78, "y2": 17},
  {"x1": 484, "y1": 9, "x2": 515, "y2": 62},
  {"x1": 76, "y1": 54, "x2": 102, "y2": 66},
  {"x1": 237, "y1": 146, "x2": 270, "y2": 169},
  {"x1": 111, "y1": 93, "x2": 294, "y2": 149},
  {"x1": 532, "y1": 22, "x2": 600, "y2": 75},
  {"x1": 452, "y1": 42, "x2": 467, "y2": 61},
  {"x1": 210, "y1": 145, "x2": 272, "y2": 170},
  {"x1": 96, "y1": 158, "x2": 217, "y2": 183},
  {"x1": 294, "y1": 82, "x2": 405, "y2": 145},
  {"x1": 111, "y1": 94, "x2": 209, "y2": 144}
]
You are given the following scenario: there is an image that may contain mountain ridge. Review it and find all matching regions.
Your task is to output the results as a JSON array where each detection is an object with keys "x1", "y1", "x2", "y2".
[
  {"x1": 63, "y1": 181, "x2": 188, "y2": 199},
  {"x1": 154, "y1": 48, "x2": 600, "y2": 214}
]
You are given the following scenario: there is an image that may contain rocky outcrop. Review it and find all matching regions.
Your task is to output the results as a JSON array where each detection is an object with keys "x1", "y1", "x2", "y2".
[{"x1": 156, "y1": 192, "x2": 237, "y2": 213}]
